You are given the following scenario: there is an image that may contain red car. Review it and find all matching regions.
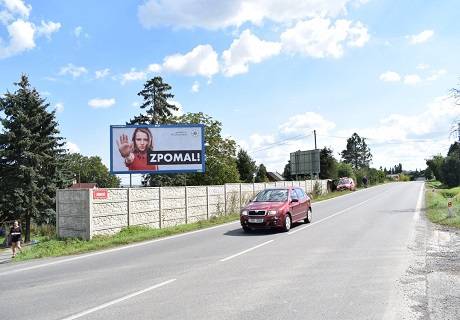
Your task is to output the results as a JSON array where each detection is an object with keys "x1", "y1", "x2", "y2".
[
  {"x1": 336, "y1": 177, "x2": 356, "y2": 191},
  {"x1": 240, "y1": 187, "x2": 312, "y2": 232}
]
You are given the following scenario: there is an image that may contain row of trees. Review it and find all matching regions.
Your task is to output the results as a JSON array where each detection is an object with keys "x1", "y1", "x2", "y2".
[{"x1": 426, "y1": 142, "x2": 460, "y2": 188}]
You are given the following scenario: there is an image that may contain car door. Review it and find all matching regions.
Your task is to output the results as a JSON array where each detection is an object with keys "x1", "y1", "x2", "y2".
[
  {"x1": 289, "y1": 188, "x2": 302, "y2": 222},
  {"x1": 295, "y1": 188, "x2": 309, "y2": 219}
]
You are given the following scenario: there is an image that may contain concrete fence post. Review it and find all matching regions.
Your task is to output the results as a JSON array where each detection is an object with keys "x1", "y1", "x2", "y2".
[
  {"x1": 88, "y1": 189, "x2": 93, "y2": 240},
  {"x1": 127, "y1": 188, "x2": 130, "y2": 227},
  {"x1": 224, "y1": 184, "x2": 227, "y2": 215},
  {"x1": 159, "y1": 187, "x2": 162, "y2": 229},
  {"x1": 239, "y1": 184, "x2": 242, "y2": 208},
  {"x1": 185, "y1": 186, "x2": 188, "y2": 224},
  {"x1": 252, "y1": 183, "x2": 255, "y2": 196},
  {"x1": 206, "y1": 186, "x2": 209, "y2": 220}
]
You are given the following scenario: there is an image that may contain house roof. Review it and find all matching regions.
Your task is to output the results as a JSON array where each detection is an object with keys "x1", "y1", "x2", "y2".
[{"x1": 69, "y1": 183, "x2": 97, "y2": 189}]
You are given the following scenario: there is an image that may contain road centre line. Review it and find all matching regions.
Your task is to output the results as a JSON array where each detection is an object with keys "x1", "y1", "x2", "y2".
[
  {"x1": 59, "y1": 279, "x2": 177, "y2": 320},
  {"x1": 288, "y1": 192, "x2": 385, "y2": 235},
  {"x1": 220, "y1": 240, "x2": 274, "y2": 262}
]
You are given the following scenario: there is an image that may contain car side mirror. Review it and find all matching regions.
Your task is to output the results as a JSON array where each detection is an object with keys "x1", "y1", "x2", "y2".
[{"x1": 290, "y1": 198, "x2": 299, "y2": 203}]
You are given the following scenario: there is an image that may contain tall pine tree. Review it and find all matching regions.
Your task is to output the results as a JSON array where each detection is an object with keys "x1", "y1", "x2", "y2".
[
  {"x1": 129, "y1": 77, "x2": 179, "y2": 186},
  {"x1": 236, "y1": 149, "x2": 257, "y2": 183},
  {"x1": 0, "y1": 75, "x2": 68, "y2": 241},
  {"x1": 130, "y1": 76, "x2": 178, "y2": 125},
  {"x1": 340, "y1": 133, "x2": 372, "y2": 169}
]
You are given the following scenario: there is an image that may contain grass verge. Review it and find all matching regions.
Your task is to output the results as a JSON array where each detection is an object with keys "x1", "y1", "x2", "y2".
[
  {"x1": 13, "y1": 184, "x2": 385, "y2": 261},
  {"x1": 425, "y1": 181, "x2": 460, "y2": 229},
  {"x1": 15, "y1": 214, "x2": 239, "y2": 261}
]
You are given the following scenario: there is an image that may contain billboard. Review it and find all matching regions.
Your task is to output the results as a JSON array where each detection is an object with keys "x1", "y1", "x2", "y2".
[
  {"x1": 290, "y1": 149, "x2": 320, "y2": 176},
  {"x1": 110, "y1": 124, "x2": 205, "y2": 174}
]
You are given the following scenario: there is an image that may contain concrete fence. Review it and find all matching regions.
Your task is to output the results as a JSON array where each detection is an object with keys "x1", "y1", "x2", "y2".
[{"x1": 57, "y1": 180, "x2": 329, "y2": 239}]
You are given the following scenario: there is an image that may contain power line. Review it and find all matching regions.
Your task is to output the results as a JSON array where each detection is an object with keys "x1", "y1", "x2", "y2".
[{"x1": 251, "y1": 132, "x2": 313, "y2": 154}]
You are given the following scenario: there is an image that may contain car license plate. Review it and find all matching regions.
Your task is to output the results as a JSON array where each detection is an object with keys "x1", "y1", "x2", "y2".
[{"x1": 248, "y1": 218, "x2": 264, "y2": 223}]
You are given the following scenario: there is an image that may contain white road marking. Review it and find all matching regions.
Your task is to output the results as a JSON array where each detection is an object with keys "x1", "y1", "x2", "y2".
[
  {"x1": 288, "y1": 192, "x2": 384, "y2": 235},
  {"x1": 413, "y1": 182, "x2": 425, "y2": 221},
  {"x1": 60, "y1": 279, "x2": 176, "y2": 320},
  {"x1": 220, "y1": 240, "x2": 274, "y2": 262},
  {"x1": 0, "y1": 221, "x2": 239, "y2": 277}
]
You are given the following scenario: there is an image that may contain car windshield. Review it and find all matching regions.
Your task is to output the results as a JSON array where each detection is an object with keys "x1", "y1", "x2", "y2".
[
  {"x1": 338, "y1": 178, "x2": 350, "y2": 184},
  {"x1": 253, "y1": 189, "x2": 288, "y2": 202}
]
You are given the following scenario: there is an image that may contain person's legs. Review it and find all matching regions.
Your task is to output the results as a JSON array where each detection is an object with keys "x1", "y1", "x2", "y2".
[
  {"x1": 16, "y1": 240, "x2": 22, "y2": 253},
  {"x1": 11, "y1": 242, "x2": 16, "y2": 257}
]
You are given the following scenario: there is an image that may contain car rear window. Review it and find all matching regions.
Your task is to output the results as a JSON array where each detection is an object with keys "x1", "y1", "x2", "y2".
[{"x1": 254, "y1": 189, "x2": 288, "y2": 202}]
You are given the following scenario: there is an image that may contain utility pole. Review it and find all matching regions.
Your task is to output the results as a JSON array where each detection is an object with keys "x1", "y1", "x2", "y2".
[
  {"x1": 314, "y1": 130, "x2": 317, "y2": 149},
  {"x1": 458, "y1": 122, "x2": 460, "y2": 142}
]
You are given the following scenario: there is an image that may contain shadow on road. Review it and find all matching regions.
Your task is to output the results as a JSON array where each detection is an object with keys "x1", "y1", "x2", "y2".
[{"x1": 223, "y1": 223, "x2": 303, "y2": 237}]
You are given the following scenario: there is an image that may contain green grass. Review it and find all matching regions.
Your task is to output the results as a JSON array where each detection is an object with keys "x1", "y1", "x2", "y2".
[
  {"x1": 425, "y1": 182, "x2": 460, "y2": 229},
  {"x1": 15, "y1": 214, "x2": 239, "y2": 261},
  {"x1": 12, "y1": 184, "x2": 387, "y2": 261},
  {"x1": 312, "y1": 190, "x2": 353, "y2": 202}
]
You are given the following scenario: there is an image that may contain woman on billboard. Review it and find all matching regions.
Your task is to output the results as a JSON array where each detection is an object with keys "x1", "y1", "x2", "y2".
[{"x1": 116, "y1": 128, "x2": 158, "y2": 171}]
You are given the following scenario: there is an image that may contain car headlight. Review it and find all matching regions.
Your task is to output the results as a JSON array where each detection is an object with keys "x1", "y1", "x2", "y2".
[
  {"x1": 267, "y1": 210, "x2": 277, "y2": 215},
  {"x1": 241, "y1": 210, "x2": 248, "y2": 216}
]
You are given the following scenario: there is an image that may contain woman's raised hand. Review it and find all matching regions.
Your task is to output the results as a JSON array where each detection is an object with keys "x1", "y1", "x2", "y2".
[{"x1": 116, "y1": 134, "x2": 133, "y2": 158}]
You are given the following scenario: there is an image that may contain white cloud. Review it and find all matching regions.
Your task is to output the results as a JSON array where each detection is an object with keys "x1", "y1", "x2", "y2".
[
  {"x1": 3, "y1": 0, "x2": 31, "y2": 18},
  {"x1": 426, "y1": 69, "x2": 446, "y2": 81},
  {"x1": 167, "y1": 99, "x2": 184, "y2": 117},
  {"x1": 36, "y1": 20, "x2": 61, "y2": 39},
  {"x1": 59, "y1": 63, "x2": 88, "y2": 78},
  {"x1": 95, "y1": 68, "x2": 110, "y2": 79},
  {"x1": 88, "y1": 98, "x2": 116, "y2": 109},
  {"x1": 408, "y1": 30, "x2": 434, "y2": 45},
  {"x1": 74, "y1": 26, "x2": 82, "y2": 37},
  {"x1": 403, "y1": 74, "x2": 421, "y2": 86},
  {"x1": 54, "y1": 102, "x2": 64, "y2": 113},
  {"x1": 138, "y1": 0, "x2": 364, "y2": 30},
  {"x1": 379, "y1": 71, "x2": 401, "y2": 82},
  {"x1": 147, "y1": 63, "x2": 162, "y2": 73},
  {"x1": 0, "y1": 19, "x2": 35, "y2": 58},
  {"x1": 132, "y1": 101, "x2": 141, "y2": 107},
  {"x1": 0, "y1": 1, "x2": 60, "y2": 59},
  {"x1": 339, "y1": 96, "x2": 460, "y2": 169},
  {"x1": 121, "y1": 68, "x2": 146, "y2": 84},
  {"x1": 279, "y1": 112, "x2": 336, "y2": 135},
  {"x1": 416, "y1": 63, "x2": 429, "y2": 70},
  {"x1": 66, "y1": 141, "x2": 80, "y2": 153},
  {"x1": 222, "y1": 29, "x2": 281, "y2": 77},
  {"x1": 243, "y1": 96, "x2": 460, "y2": 172},
  {"x1": 191, "y1": 81, "x2": 200, "y2": 93},
  {"x1": 163, "y1": 44, "x2": 219, "y2": 78},
  {"x1": 280, "y1": 17, "x2": 369, "y2": 58}
]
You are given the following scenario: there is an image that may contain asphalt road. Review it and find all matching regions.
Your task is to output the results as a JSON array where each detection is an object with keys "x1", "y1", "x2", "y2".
[{"x1": 0, "y1": 182, "x2": 426, "y2": 320}]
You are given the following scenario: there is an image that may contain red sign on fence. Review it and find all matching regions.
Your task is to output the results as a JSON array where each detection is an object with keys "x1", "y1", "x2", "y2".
[{"x1": 93, "y1": 189, "x2": 108, "y2": 200}]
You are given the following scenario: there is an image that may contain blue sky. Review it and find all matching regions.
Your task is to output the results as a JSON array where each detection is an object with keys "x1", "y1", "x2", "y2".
[{"x1": 1, "y1": 0, "x2": 459, "y2": 184}]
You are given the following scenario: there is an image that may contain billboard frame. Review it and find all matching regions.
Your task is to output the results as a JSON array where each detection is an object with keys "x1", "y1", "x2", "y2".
[{"x1": 110, "y1": 123, "x2": 206, "y2": 175}]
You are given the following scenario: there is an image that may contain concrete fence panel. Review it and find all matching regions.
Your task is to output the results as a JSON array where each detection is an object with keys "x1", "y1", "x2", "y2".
[{"x1": 57, "y1": 179, "x2": 330, "y2": 239}]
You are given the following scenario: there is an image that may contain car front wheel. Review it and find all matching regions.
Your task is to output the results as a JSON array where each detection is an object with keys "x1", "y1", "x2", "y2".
[{"x1": 283, "y1": 214, "x2": 292, "y2": 232}]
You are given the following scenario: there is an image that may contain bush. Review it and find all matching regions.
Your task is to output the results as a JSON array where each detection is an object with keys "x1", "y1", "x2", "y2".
[{"x1": 399, "y1": 174, "x2": 410, "y2": 181}]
